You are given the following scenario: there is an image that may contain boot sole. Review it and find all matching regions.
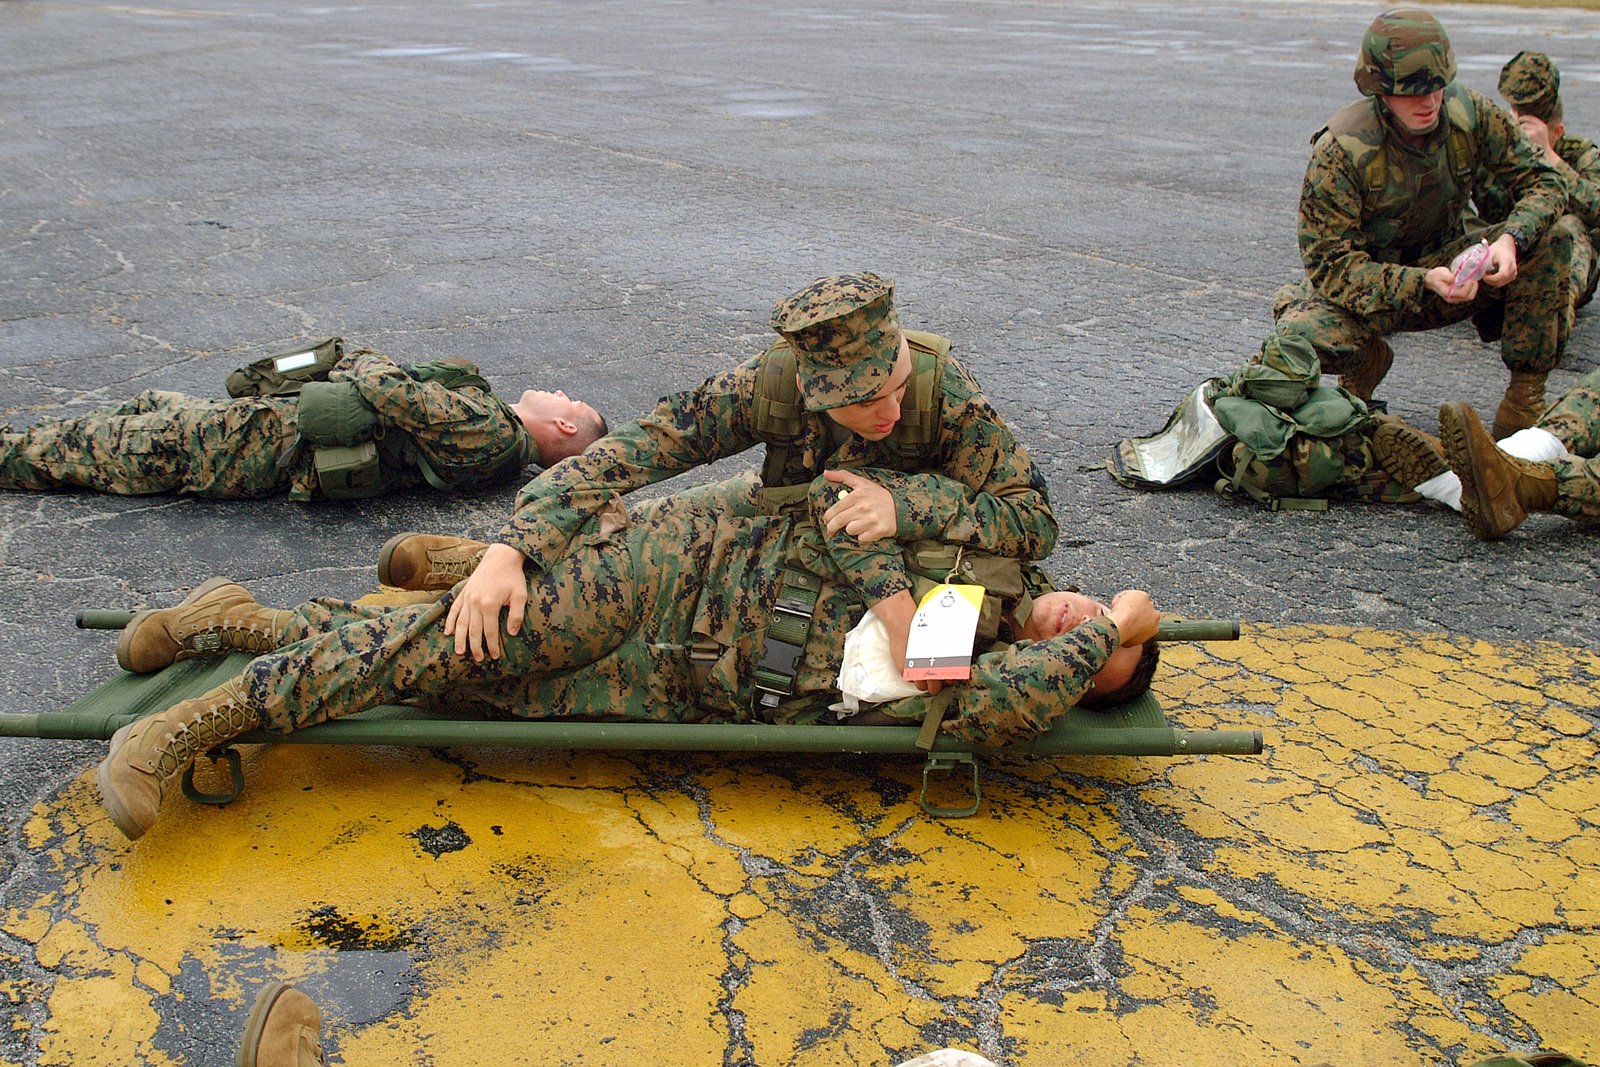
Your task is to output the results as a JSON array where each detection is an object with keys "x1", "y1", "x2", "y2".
[
  {"x1": 96, "y1": 723, "x2": 150, "y2": 841},
  {"x1": 376, "y1": 531, "x2": 423, "y2": 589},
  {"x1": 115, "y1": 576, "x2": 236, "y2": 674},
  {"x1": 237, "y1": 982, "x2": 293, "y2": 1067},
  {"x1": 1372, "y1": 423, "x2": 1446, "y2": 489}
]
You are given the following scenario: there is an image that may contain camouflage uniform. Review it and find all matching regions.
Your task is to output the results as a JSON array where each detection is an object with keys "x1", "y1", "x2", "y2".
[
  {"x1": 241, "y1": 489, "x2": 1115, "y2": 746},
  {"x1": 0, "y1": 349, "x2": 533, "y2": 500},
  {"x1": 1532, "y1": 367, "x2": 1600, "y2": 522},
  {"x1": 1273, "y1": 13, "x2": 1572, "y2": 392},
  {"x1": 497, "y1": 273, "x2": 1057, "y2": 615},
  {"x1": 1478, "y1": 51, "x2": 1600, "y2": 327}
]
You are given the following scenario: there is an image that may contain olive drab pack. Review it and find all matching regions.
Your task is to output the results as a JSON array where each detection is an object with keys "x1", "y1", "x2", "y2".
[
  {"x1": 225, "y1": 338, "x2": 345, "y2": 398},
  {"x1": 752, "y1": 329, "x2": 947, "y2": 497},
  {"x1": 1320, "y1": 87, "x2": 1478, "y2": 262}
]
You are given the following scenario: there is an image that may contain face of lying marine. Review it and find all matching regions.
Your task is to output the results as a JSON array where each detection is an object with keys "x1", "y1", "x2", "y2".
[{"x1": 1019, "y1": 590, "x2": 1145, "y2": 695}]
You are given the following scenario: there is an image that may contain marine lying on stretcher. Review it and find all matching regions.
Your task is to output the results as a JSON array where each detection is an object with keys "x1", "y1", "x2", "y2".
[{"x1": 86, "y1": 472, "x2": 1230, "y2": 841}]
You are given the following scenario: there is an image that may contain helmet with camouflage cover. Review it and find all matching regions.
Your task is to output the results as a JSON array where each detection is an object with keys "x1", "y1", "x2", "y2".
[{"x1": 1354, "y1": 8, "x2": 1456, "y2": 97}]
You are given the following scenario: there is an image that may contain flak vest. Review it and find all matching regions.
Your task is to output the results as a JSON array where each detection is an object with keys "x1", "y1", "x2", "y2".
[{"x1": 1319, "y1": 85, "x2": 1478, "y2": 265}]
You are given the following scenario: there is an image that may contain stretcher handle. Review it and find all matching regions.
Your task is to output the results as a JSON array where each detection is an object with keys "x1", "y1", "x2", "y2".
[
  {"x1": 1155, "y1": 619, "x2": 1239, "y2": 642},
  {"x1": 77, "y1": 610, "x2": 135, "y2": 630}
]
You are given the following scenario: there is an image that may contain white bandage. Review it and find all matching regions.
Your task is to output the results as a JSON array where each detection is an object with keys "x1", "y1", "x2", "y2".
[
  {"x1": 1415, "y1": 471, "x2": 1462, "y2": 512},
  {"x1": 833, "y1": 609, "x2": 921, "y2": 715},
  {"x1": 1497, "y1": 427, "x2": 1566, "y2": 461}
]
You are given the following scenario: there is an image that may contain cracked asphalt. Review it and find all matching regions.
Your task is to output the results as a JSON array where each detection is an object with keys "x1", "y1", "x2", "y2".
[{"x1": 2, "y1": 1, "x2": 1598, "y2": 1064}]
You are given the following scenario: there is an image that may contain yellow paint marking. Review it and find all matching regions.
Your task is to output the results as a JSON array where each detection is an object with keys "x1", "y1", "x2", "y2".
[{"x1": 6, "y1": 624, "x2": 1599, "y2": 1065}]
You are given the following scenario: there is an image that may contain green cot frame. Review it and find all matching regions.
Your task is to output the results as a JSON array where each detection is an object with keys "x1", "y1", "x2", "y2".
[{"x1": 0, "y1": 614, "x2": 1263, "y2": 817}]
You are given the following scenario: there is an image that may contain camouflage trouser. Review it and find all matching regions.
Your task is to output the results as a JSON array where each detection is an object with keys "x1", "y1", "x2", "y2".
[
  {"x1": 1564, "y1": 215, "x2": 1600, "y2": 312},
  {"x1": 245, "y1": 501, "x2": 772, "y2": 732},
  {"x1": 1273, "y1": 224, "x2": 1576, "y2": 384},
  {"x1": 0, "y1": 390, "x2": 301, "y2": 497},
  {"x1": 1537, "y1": 366, "x2": 1600, "y2": 522}
]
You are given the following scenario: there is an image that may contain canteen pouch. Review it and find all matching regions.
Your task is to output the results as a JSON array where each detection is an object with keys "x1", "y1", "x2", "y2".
[
  {"x1": 311, "y1": 442, "x2": 385, "y2": 499},
  {"x1": 296, "y1": 379, "x2": 385, "y2": 500},
  {"x1": 226, "y1": 337, "x2": 343, "y2": 398}
]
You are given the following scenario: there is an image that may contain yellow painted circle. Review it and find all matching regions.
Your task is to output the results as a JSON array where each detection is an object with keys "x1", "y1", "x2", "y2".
[{"x1": 9, "y1": 625, "x2": 1599, "y2": 1065}]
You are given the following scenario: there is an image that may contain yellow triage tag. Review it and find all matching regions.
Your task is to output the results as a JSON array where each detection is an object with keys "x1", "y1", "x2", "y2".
[{"x1": 903, "y1": 583, "x2": 984, "y2": 681}]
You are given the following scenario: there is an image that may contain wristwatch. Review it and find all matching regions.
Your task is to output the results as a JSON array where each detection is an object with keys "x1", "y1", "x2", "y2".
[{"x1": 1504, "y1": 226, "x2": 1530, "y2": 256}]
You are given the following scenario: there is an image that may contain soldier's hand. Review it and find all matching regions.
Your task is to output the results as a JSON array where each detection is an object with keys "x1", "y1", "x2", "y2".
[
  {"x1": 444, "y1": 543, "x2": 529, "y2": 661},
  {"x1": 1482, "y1": 233, "x2": 1520, "y2": 288},
  {"x1": 1107, "y1": 590, "x2": 1160, "y2": 647},
  {"x1": 1517, "y1": 114, "x2": 1558, "y2": 160},
  {"x1": 1425, "y1": 265, "x2": 1477, "y2": 304},
  {"x1": 821, "y1": 469, "x2": 897, "y2": 543},
  {"x1": 873, "y1": 589, "x2": 942, "y2": 695}
]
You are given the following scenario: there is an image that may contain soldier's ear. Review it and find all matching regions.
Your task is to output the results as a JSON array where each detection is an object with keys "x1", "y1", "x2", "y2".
[{"x1": 555, "y1": 418, "x2": 578, "y2": 436}]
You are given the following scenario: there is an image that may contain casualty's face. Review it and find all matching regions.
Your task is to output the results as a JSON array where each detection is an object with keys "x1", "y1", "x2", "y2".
[
  {"x1": 1019, "y1": 591, "x2": 1109, "y2": 642},
  {"x1": 823, "y1": 336, "x2": 913, "y2": 441},
  {"x1": 520, "y1": 389, "x2": 600, "y2": 428}
]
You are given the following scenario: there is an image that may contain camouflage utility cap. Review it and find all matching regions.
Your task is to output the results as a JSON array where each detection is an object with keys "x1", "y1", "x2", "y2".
[
  {"x1": 1500, "y1": 51, "x2": 1560, "y2": 122},
  {"x1": 1354, "y1": 8, "x2": 1455, "y2": 97},
  {"x1": 772, "y1": 272, "x2": 903, "y2": 412}
]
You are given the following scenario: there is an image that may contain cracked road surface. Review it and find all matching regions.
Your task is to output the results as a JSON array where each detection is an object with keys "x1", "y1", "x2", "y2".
[{"x1": 3, "y1": 0, "x2": 1598, "y2": 1064}]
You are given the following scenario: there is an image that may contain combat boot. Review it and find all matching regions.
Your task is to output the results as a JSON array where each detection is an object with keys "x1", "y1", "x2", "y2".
[
  {"x1": 96, "y1": 679, "x2": 260, "y2": 840},
  {"x1": 1492, "y1": 370, "x2": 1549, "y2": 440},
  {"x1": 1440, "y1": 402, "x2": 1558, "y2": 540},
  {"x1": 377, "y1": 532, "x2": 490, "y2": 591},
  {"x1": 238, "y1": 983, "x2": 326, "y2": 1067},
  {"x1": 116, "y1": 577, "x2": 291, "y2": 674},
  {"x1": 1371, "y1": 416, "x2": 1446, "y2": 490},
  {"x1": 1339, "y1": 336, "x2": 1394, "y2": 401}
]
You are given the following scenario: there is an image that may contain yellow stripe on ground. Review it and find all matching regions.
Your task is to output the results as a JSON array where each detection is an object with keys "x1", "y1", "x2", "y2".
[{"x1": 5, "y1": 624, "x2": 1598, "y2": 1066}]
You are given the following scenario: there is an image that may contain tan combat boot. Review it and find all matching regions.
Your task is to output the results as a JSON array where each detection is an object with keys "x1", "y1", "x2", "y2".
[
  {"x1": 95, "y1": 679, "x2": 261, "y2": 840},
  {"x1": 1371, "y1": 416, "x2": 1446, "y2": 489},
  {"x1": 238, "y1": 983, "x2": 326, "y2": 1067},
  {"x1": 377, "y1": 532, "x2": 490, "y2": 591},
  {"x1": 1339, "y1": 336, "x2": 1394, "y2": 401},
  {"x1": 1492, "y1": 370, "x2": 1549, "y2": 440},
  {"x1": 1440, "y1": 401, "x2": 1559, "y2": 540},
  {"x1": 116, "y1": 578, "x2": 291, "y2": 674}
]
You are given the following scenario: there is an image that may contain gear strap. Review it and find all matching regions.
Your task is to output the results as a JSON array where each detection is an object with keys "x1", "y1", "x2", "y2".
[{"x1": 751, "y1": 567, "x2": 823, "y2": 715}]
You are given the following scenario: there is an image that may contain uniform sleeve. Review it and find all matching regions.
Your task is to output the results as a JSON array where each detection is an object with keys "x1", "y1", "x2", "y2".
[
  {"x1": 876, "y1": 373, "x2": 1057, "y2": 560},
  {"x1": 1559, "y1": 138, "x2": 1600, "y2": 230},
  {"x1": 881, "y1": 616, "x2": 1119, "y2": 745},
  {"x1": 497, "y1": 358, "x2": 763, "y2": 572},
  {"x1": 1473, "y1": 91, "x2": 1568, "y2": 245},
  {"x1": 332, "y1": 350, "x2": 526, "y2": 472},
  {"x1": 1297, "y1": 137, "x2": 1431, "y2": 315}
]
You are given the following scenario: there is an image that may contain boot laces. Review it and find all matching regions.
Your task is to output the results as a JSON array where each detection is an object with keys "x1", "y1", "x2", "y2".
[
  {"x1": 152, "y1": 687, "x2": 260, "y2": 777},
  {"x1": 179, "y1": 611, "x2": 289, "y2": 658}
]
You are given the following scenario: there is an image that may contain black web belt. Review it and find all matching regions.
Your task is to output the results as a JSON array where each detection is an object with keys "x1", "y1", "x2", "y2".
[{"x1": 752, "y1": 567, "x2": 823, "y2": 712}]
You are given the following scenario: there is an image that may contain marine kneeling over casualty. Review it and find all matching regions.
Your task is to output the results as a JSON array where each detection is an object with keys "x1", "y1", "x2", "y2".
[
  {"x1": 0, "y1": 336, "x2": 606, "y2": 501},
  {"x1": 94, "y1": 484, "x2": 1160, "y2": 841}
]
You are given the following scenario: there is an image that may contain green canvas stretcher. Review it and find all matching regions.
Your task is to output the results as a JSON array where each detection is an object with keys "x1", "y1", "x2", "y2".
[{"x1": 0, "y1": 614, "x2": 1264, "y2": 817}]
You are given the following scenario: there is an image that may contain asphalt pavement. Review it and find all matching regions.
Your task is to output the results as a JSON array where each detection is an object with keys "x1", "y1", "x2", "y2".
[{"x1": 2, "y1": 1, "x2": 1598, "y2": 1064}]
